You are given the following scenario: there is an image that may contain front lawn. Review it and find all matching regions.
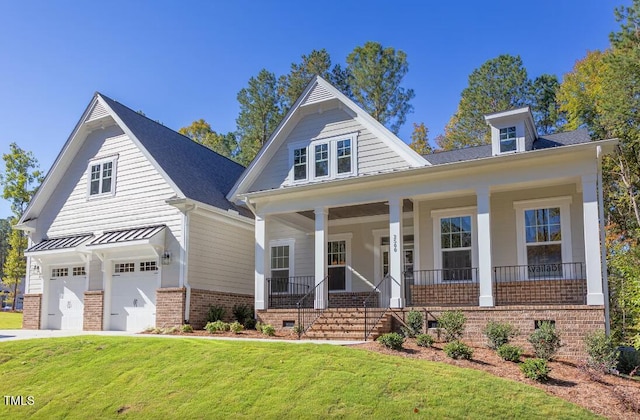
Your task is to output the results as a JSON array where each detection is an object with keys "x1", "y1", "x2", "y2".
[
  {"x1": 0, "y1": 311, "x2": 23, "y2": 329},
  {"x1": 0, "y1": 337, "x2": 595, "y2": 419}
]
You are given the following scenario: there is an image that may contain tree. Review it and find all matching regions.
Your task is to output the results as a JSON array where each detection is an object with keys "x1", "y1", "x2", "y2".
[
  {"x1": 409, "y1": 122, "x2": 432, "y2": 154},
  {"x1": 346, "y1": 41, "x2": 415, "y2": 134},
  {"x1": 179, "y1": 119, "x2": 237, "y2": 160},
  {"x1": 235, "y1": 69, "x2": 283, "y2": 166},
  {"x1": 0, "y1": 217, "x2": 10, "y2": 281},
  {"x1": 529, "y1": 74, "x2": 564, "y2": 135},
  {"x1": 2, "y1": 220, "x2": 26, "y2": 309},
  {"x1": 441, "y1": 54, "x2": 531, "y2": 150},
  {"x1": 279, "y1": 49, "x2": 333, "y2": 110}
]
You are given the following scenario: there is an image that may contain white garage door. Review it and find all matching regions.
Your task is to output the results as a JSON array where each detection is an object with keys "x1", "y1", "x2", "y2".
[
  {"x1": 110, "y1": 261, "x2": 158, "y2": 332},
  {"x1": 47, "y1": 266, "x2": 85, "y2": 330}
]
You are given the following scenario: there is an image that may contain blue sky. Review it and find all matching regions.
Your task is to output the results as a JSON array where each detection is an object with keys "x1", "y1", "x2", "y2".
[{"x1": 0, "y1": 1, "x2": 622, "y2": 219}]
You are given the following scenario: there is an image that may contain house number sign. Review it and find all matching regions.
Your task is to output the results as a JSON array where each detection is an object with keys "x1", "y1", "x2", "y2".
[{"x1": 393, "y1": 234, "x2": 398, "y2": 253}]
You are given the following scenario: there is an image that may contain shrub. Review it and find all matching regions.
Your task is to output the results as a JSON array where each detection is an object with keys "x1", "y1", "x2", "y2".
[
  {"x1": 520, "y1": 358, "x2": 550, "y2": 382},
  {"x1": 484, "y1": 321, "x2": 518, "y2": 350},
  {"x1": 233, "y1": 304, "x2": 254, "y2": 326},
  {"x1": 443, "y1": 340, "x2": 473, "y2": 360},
  {"x1": 528, "y1": 321, "x2": 561, "y2": 360},
  {"x1": 438, "y1": 311, "x2": 466, "y2": 342},
  {"x1": 617, "y1": 346, "x2": 640, "y2": 376},
  {"x1": 205, "y1": 320, "x2": 229, "y2": 333},
  {"x1": 244, "y1": 318, "x2": 257, "y2": 330},
  {"x1": 181, "y1": 324, "x2": 193, "y2": 333},
  {"x1": 583, "y1": 331, "x2": 619, "y2": 374},
  {"x1": 255, "y1": 321, "x2": 263, "y2": 332},
  {"x1": 230, "y1": 321, "x2": 244, "y2": 334},
  {"x1": 261, "y1": 324, "x2": 276, "y2": 336},
  {"x1": 377, "y1": 332, "x2": 404, "y2": 350},
  {"x1": 497, "y1": 344, "x2": 523, "y2": 362},
  {"x1": 166, "y1": 326, "x2": 179, "y2": 334},
  {"x1": 416, "y1": 334, "x2": 435, "y2": 348},
  {"x1": 206, "y1": 305, "x2": 226, "y2": 323},
  {"x1": 402, "y1": 310, "x2": 424, "y2": 338},
  {"x1": 292, "y1": 325, "x2": 304, "y2": 336}
]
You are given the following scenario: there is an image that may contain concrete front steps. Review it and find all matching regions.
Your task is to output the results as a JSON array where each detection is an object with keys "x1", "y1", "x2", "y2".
[{"x1": 304, "y1": 308, "x2": 393, "y2": 340}]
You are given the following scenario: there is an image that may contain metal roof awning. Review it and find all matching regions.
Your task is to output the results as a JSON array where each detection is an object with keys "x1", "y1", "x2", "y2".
[
  {"x1": 26, "y1": 234, "x2": 94, "y2": 254},
  {"x1": 87, "y1": 225, "x2": 166, "y2": 250}
]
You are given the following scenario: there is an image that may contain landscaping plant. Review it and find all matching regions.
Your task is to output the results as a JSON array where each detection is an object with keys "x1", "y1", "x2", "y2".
[
  {"x1": 520, "y1": 358, "x2": 550, "y2": 382},
  {"x1": 583, "y1": 331, "x2": 619, "y2": 374},
  {"x1": 232, "y1": 304, "x2": 255, "y2": 327},
  {"x1": 484, "y1": 321, "x2": 518, "y2": 350},
  {"x1": 230, "y1": 321, "x2": 244, "y2": 334},
  {"x1": 528, "y1": 321, "x2": 561, "y2": 360},
  {"x1": 402, "y1": 310, "x2": 424, "y2": 338},
  {"x1": 377, "y1": 332, "x2": 404, "y2": 350},
  {"x1": 438, "y1": 310, "x2": 466, "y2": 342},
  {"x1": 181, "y1": 324, "x2": 194, "y2": 333},
  {"x1": 261, "y1": 324, "x2": 276, "y2": 336},
  {"x1": 416, "y1": 334, "x2": 435, "y2": 348},
  {"x1": 206, "y1": 305, "x2": 226, "y2": 323},
  {"x1": 443, "y1": 340, "x2": 473, "y2": 360},
  {"x1": 497, "y1": 344, "x2": 523, "y2": 362},
  {"x1": 617, "y1": 346, "x2": 640, "y2": 376},
  {"x1": 205, "y1": 320, "x2": 230, "y2": 333}
]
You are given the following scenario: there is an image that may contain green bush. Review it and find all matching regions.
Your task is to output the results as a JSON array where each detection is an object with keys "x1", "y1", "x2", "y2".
[
  {"x1": 292, "y1": 325, "x2": 304, "y2": 336},
  {"x1": 484, "y1": 321, "x2": 518, "y2": 350},
  {"x1": 180, "y1": 324, "x2": 193, "y2": 333},
  {"x1": 377, "y1": 332, "x2": 405, "y2": 350},
  {"x1": 528, "y1": 322, "x2": 561, "y2": 360},
  {"x1": 205, "y1": 320, "x2": 230, "y2": 333},
  {"x1": 583, "y1": 331, "x2": 619, "y2": 373},
  {"x1": 416, "y1": 333, "x2": 435, "y2": 348},
  {"x1": 229, "y1": 321, "x2": 244, "y2": 334},
  {"x1": 261, "y1": 324, "x2": 276, "y2": 336},
  {"x1": 402, "y1": 310, "x2": 424, "y2": 338},
  {"x1": 438, "y1": 311, "x2": 466, "y2": 342},
  {"x1": 443, "y1": 340, "x2": 473, "y2": 360},
  {"x1": 497, "y1": 344, "x2": 523, "y2": 362},
  {"x1": 520, "y1": 358, "x2": 550, "y2": 382},
  {"x1": 206, "y1": 305, "x2": 226, "y2": 323},
  {"x1": 232, "y1": 304, "x2": 254, "y2": 327},
  {"x1": 617, "y1": 346, "x2": 640, "y2": 376},
  {"x1": 244, "y1": 318, "x2": 257, "y2": 330}
]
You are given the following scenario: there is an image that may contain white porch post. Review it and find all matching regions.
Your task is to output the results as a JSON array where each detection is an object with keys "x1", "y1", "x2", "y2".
[
  {"x1": 255, "y1": 215, "x2": 268, "y2": 310},
  {"x1": 476, "y1": 186, "x2": 494, "y2": 307},
  {"x1": 389, "y1": 197, "x2": 404, "y2": 308},
  {"x1": 314, "y1": 207, "x2": 328, "y2": 309},
  {"x1": 412, "y1": 200, "x2": 421, "y2": 272},
  {"x1": 102, "y1": 258, "x2": 112, "y2": 330},
  {"x1": 582, "y1": 174, "x2": 605, "y2": 305}
]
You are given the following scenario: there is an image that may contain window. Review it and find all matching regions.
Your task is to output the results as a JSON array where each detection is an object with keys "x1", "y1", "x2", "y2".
[
  {"x1": 337, "y1": 139, "x2": 351, "y2": 174},
  {"x1": 270, "y1": 245, "x2": 290, "y2": 293},
  {"x1": 328, "y1": 240, "x2": 346, "y2": 291},
  {"x1": 114, "y1": 262, "x2": 135, "y2": 273},
  {"x1": 88, "y1": 157, "x2": 117, "y2": 196},
  {"x1": 314, "y1": 144, "x2": 329, "y2": 178},
  {"x1": 432, "y1": 207, "x2": 477, "y2": 282},
  {"x1": 51, "y1": 268, "x2": 68, "y2": 277},
  {"x1": 140, "y1": 261, "x2": 158, "y2": 272},
  {"x1": 293, "y1": 147, "x2": 307, "y2": 181},
  {"x1": 72, "y1": 266, "x2": 86, "y2": 276},
  {"x1": 499, "y1": 126, "x2": 516, "y2": 153}
]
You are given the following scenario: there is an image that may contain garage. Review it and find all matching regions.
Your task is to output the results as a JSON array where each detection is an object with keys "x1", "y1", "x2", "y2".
[
  {"x1": 46, "y1": 266, "x2": 86, "y2": 330},
  {"x1": 109, "y1": 260, "x2": 158, "y2": 331}
]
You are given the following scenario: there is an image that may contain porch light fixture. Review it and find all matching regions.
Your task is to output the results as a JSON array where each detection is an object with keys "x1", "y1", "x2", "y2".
[
  {"x1": 31, "y1": 263, "x2": 41, "y2": 275},
  {"x1": 161, "y1": 251, "x2": 172, "y2": 265}
]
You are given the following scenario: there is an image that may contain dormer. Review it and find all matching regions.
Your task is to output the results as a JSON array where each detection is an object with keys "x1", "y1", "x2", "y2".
[{"x1": 484, "y1": 107, "x2": 537, "y2": 156}]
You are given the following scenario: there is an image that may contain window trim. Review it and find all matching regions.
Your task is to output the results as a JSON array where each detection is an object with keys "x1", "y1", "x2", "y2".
[
  {"x1": 87, "y1": 155, "x2": 118, "y2": 199},
  {"x1": 431, "y1": 206, "x2": 478, "y2": 283},
  {"x1": 499, "y1": 126, "x2": 517, "y2": 154},
  {"x1": 513, "y1": 196, "x2": 573, "y2": 269},
  {"x1": 287, "y1": 133, "x2": 358, "y2": 184},
  {"x1": 269, "y1": 239, "x2": 295, "y2": 294},
  {"x1": 328, "y1": 233, "x2": 352, "y2": 292}
]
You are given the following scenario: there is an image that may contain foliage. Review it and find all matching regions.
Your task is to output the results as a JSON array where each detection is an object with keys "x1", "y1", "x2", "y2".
[
  {"x1": 497, "y1": 344, "x2": 523, "y2": 362},
  {"x1": 292, "y1": 324, "x2": 304, "y2": 336},
  {"x1": 484, "y1": 321, "x2": 519, "y2": 350},
  {"x1": 0, "y1": 217, "x2": 11, "y2": 280},
  {"x1": 440, "y1": 54, "x2": 530, "y2": 150},
  {"x1": 409, "y1": 122, "x2": 432, "y2": 155},
  {"x1": 416, "y1": 333, "x2": 435, "y2": 348},
  {"x1": 178, "y1": 119, "x2": 237, "y2": 160},
  {"x1": 232, "y1": 304, "x2": 254, "y2": 327},
  {"x1": 607, "y1": 232, "x2": 640, "y2": 343},
  {"x1": 583, "y1": 331, "x2": 620, "y2": 374},
  {"x1": 528, "y1": 322, "x2": 562, "y2": 360},
  {"x1": 346, "y1": 41, "x2": 414, "y2": 134},
  {"x1": 402, "y1": 309, "x2": 424, "y2": 338},
  {"x1": 205, "y1": 320, "x2": 230, "y2": 333},
  {"x1": 260, "y1": 324, "x2": 275, "y2": 336},
  {"x1": 520, "y1": 358, "x2": 551, "y2": 382},
  {"x1": 529, "y1": 74, "x2": 564, "y2": 134},
  {"x1": 2, "y1": 221, "x2": 27, "y2": 309},
  {"x1": 229, "y1": 321, "x2": 244, "y2": 334},
  {"x1": 206, "y1": 305, "x2": 226, "y2": 323},
  {"x1": 617, "y1": 346, "x2": 640, "y2": 376},
  {"x1": 180, "y1": 324, "x2": 193, "y2": 333},
  {"x1": 377, "y1": 332, "x2": 404, "y2": 350},
  {"x1": 0, "y1": 142, "x2": 43, "y2": 216},
  {"x1": 438, "y1": 310, "x2": 466, "y2": 342},
  {"x1": 443, "y1": 340, "x2": 473, "y2": 360}
]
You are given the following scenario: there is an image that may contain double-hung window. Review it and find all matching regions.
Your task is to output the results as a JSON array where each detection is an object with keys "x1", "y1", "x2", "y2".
[
  {"x1": 88, "y1": 157, "x2": 117, "y2": 197},
  {"x1": 293, "y1": 147, "x2": 307, "y2": 181},
  {"x1": 328, "y1": 240, "x2": 347, "y2": 291},
  {"x1": 336, "y1": 139, "x2": 352, "y2": 174},
  {"x1": 314, "y1": 144, "x2": 329, "y2": 178},
  {"x1": 432, "y1": 207, "x2": 477, "y2": 282},
  {"x1": 499, "y1": 126, "x2": 517, "y2": 153},
  {"x1": 289, "y1": 134, "x2": 357, "y2": 183},
  {"x1": 270, "y1": 240, "x2": 294, "y2": 293}
]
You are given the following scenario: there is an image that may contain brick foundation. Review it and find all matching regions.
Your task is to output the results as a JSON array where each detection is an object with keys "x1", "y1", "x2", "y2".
[
  {"x1": 494, "y1": 280, "x2": 586, "y2": 305},
  {"x1": 256, "y1": 309, "x2": 300, "y2": 331},
  {"x1": 22, "y1": 294, "x2": 41, "y2": 329},
  {"x1": 83, "y1": 291, "x2": 104, "y2": 331},
  {"x1": 411, "y1": 284, "x2": 479, "y2": 306},
  {"x1": 329, "y1": 292, "x2": 376, "y2": 308},
  {"x1": 156, "y1": 288, "x2": 186, "y2": 328},
  {"x1": 188, "y1": 289, "x2": 253, "y2": 329}
]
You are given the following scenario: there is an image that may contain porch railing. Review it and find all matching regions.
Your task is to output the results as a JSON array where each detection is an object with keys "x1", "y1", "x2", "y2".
[
  {"x1": 406, "y1": 268, "x2": 479, "y2": 307},
  {"x1": 493, "y1": 262, "x2": 586, "y2": 305},
  {"x1": 363, "y1": 274, "x2": 398, "y2": 340},
  {"x1": 295, "y1": 276, "x2": 329, "y2": 339},
  {"x1": 267, "y1": 276, "x2": 315, "y2": 309}
]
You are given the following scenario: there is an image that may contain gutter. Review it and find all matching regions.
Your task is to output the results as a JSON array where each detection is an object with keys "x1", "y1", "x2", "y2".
[{"x1": 597, "y1": 146, "x2": 611, "y2": 334}]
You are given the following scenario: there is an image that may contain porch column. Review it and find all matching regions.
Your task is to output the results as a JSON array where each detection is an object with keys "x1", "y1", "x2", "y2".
[
  {"x1": 476, "y1": 186, "x2": 494, "y2": 307},
  {"x1": 582, "y1": 174, "x2": 604, "y2": 305},
  {"x1": 389, "y1": 197, "x2": 404, "y2": 308},
  {"x1": 255, "y1": 215, "x2": 268, "y2": 310},
  {"x1": 102, "y1": 257, "x2": 112, "y2": 330},
  {"x1": 314, "y1": 207, "x2": 328, "y2": 309}
]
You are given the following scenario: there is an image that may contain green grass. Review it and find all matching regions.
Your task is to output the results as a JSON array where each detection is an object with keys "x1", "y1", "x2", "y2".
[
  {"x1": 0, "y1": 337, "x2": 598, "y2": 419},
  {"x1": 0, "y1": 311, "x2": 22, "y2": 329}
]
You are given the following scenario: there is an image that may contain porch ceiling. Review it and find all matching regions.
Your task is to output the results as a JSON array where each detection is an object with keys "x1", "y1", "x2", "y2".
[{"x1": 297, "y1": 199, "x2": 413, "y2": 220}]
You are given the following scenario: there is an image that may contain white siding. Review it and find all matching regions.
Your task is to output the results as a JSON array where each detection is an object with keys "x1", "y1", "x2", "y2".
[
  {"x1": 26, "y1": 257, "x2": 43, "y2": 294},
  {"x1": 267, "y1": 219, "x2": 314, "y2": 277},
  {"x1": 249, "y1": 108, "x2": 408, "y2": 192},
  {"x1": 188, "y1": 213, "x2": 254, "y2": 295},
  {"x1": 301, "y1": 83, "x2": 333, "y2": 106},
  {"x1": 85, "y1": 101, "x2": 109, "y2": 122}
]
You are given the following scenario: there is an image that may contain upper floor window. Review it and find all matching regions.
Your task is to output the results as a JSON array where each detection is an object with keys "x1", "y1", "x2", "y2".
[
  {"x1": 314, "y1": 144, "x2": 329, "y2": 178},
  {"x1": 499, "y1": 127, "x2": 517, "y2": 153},
  {"x1": 293, "y1": 148, "x2": 307, "y2": 181},
  {"x1": 289, "y1": 134, "x2": 357, "y2": 184},
  {"x1": 337, "y1": 139, "x2": 352, "y2": 174},
  {"x1": 88, "y1": 157, "x2": 117, "y2": 197}
]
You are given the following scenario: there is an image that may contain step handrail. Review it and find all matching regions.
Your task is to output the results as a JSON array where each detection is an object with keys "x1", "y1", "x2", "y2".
[
  {"x1": 363, "y1": 274, "x2": 397, "y2": 340},
  {"x1": 295, "y1": 275, "x2": 329, "y2": 339}
]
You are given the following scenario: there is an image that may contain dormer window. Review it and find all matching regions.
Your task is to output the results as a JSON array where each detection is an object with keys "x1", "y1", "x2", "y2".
[
  {"x1": 289, "y1": 133, "x2": 357, "y2": 184},
  {"x1": 314, "y1": 144, "x2": 329, "y2": 178},
  {"x1": 293, "y1": 148, "x2": 307, "y2": 181},
  {"x1": 88, "y1": 157, "x2": 117, "y2": 197},
  {"x1": 500, "y1": 127, "x2": 517, "y2": 153}
]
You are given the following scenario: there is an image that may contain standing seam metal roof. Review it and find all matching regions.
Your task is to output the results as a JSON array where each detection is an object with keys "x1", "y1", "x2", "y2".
[
  {"x1": 26, "y1": 234, "x2": 94, "y2": 252},
  {"x1": 87, "y1": 225, "x2": 166, "y2": 246}
]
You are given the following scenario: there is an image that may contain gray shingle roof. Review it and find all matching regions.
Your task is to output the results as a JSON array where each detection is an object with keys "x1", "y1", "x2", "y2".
[
  {"x1": 423, "y1": 128, "x2": 592, "y2": 165},
  {"x1": 99, "y1": 94, "x2": 250, "y2": 216}
]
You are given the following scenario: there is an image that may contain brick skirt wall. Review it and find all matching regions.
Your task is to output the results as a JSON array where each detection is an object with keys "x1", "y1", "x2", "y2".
[
  {"x1": 494, "y1": 280, "x2": 586, "y2": 305},
  {"x1": 189, "y1": 289, "x2": 253, "y2": 329},
  {"x1": 270, "y1": 292, "x2": 377, "y2": 309},
  {"x1": 22, "y1": 294, "x2": 41, "y2": 329},
  {"x1": 156, "y1": 288, "x2": 186, "y2": 328},
  {"x1": 411, "y1": 284, "x2": 479, "y2": 306},
  {"x1": 83, "y1": 291, "x2": 104, "y2": 331},
  {"x1": 256, "y1": 309, "x2": 299, "y2": 331}
]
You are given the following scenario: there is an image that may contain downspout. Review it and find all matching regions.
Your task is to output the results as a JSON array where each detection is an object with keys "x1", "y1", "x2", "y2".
[
  {"x1": 182, "y1": 204, "x2": 196, "y2": 324},
  {"x1": 596, "y1": 146, "x2": 611, "y2": 334}
]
